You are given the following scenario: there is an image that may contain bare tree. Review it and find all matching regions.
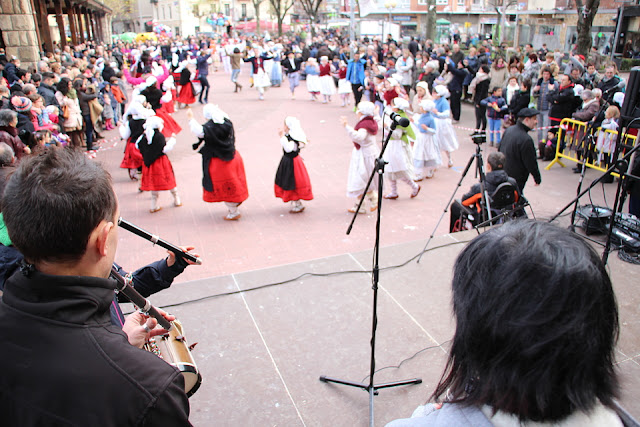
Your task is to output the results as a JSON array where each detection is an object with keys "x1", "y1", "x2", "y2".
[
  {"x1": 252, "y1": 0, "x2": 265, "y2": 34},
  {"x1": 299, "y1": 0, "x2": 324, "y2": 37},
  {"x1": 574, "y1": 0, "x2": 600, "y2": 56},
  {"x1": 269, "y1": 0, "x2": 295, "y2": 36},
  {"x1": 103, "y1": 0, "x2": 133, "y2": 19},
  {"x1": 425, "y1": 0, "x2": 436, "y2": 41},
  {"x1": 489, "y1": 0, "x2": 518, "y2": 45}
]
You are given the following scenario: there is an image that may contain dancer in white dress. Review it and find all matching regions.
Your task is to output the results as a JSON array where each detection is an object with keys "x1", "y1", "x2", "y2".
[
  {"x1": 382, "y1": 97, "x2": 421, "y2": 199},
  {"x1": 305, "y1": 58, "x2": 321, "y2": 101},
  {"x1": 341, "y1": 101, "x2": 381, "y2": 213},
  {"x1": 413, "y1": 99, "x2": 442, "y2": 180},
  {"x1": 432, "y1": 85, "x2": 459, "y2": 168},
  {"x1": 318, "y1": 56, "x2": 336, "y2": 103},
  {"x1": 337, "y1": 61, "x2": 352, "y2": 107}
]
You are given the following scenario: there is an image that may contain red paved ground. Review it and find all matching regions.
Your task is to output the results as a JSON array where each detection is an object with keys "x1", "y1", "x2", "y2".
[{"x1": 97, "y1": 63, "x2": 624, "y2": 283}]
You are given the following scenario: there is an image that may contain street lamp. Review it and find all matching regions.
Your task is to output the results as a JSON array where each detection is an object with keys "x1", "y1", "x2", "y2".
[{"x1": 384, "y1": 0, "x2": 397, "y2": 40}]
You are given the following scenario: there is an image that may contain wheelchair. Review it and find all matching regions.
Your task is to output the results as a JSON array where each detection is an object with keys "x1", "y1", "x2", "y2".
[{"x1": 451, "y1": 182, "x2": 525, "y2": 232}]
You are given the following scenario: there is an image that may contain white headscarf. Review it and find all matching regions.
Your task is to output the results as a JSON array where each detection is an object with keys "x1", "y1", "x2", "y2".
[
  {"x1": 139, "y1": 76, "x2": 157, "y2": 91},
  {"x1": 613, "y1": 92, "x2": 625, "y2": 106},
  {"x1": 357, "y1": 101, "x2": 375, "y2": 117},
  {"x1": 203, "y1": 104, "x2": 229, "y2": 124},
  {"x1": 285, "y1": 116, "x2": 307, "y2": 144},
  {"x1": 143, "y1": 115, "x2": 164, "y2": 144},
  {"x1": 124, "y1": 95, "x2": 154, "y2": 120},
  {"x1": 416, "y1": 81, "x2": 430, "y2": 94},
  {"x1": 434, "y1": 85, "x2": 450, "y2": 99},
  {"x1": 387, "y1": 77, "x2": 399, "y2": 87},
  {"x1": 393, "y1": 97, "x2": 410, "y2": 111},
  {"x1": 420, "y1": 99, "x2": 435, "y2": 112}
]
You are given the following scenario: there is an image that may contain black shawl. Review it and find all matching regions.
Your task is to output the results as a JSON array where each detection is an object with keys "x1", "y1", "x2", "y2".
[
  {"x1": 192, "y1": 119, "x2": 236, "y2": 192},
  {"x1": 138, "y1": 130, "x2": 165, "y2": 167}
]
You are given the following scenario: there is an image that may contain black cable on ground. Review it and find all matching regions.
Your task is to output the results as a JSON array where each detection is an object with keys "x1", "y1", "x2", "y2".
[{"x1": 157, "y1": 239, "x2": 472, "y2": 310}]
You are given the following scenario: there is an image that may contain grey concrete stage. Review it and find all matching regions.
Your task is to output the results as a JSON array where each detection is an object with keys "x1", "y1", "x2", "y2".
[{"x1": 134, "y1": 227, "x2": 640, "y2": 426}]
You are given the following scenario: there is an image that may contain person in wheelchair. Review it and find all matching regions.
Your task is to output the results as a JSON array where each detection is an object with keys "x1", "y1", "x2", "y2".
[{"x1": 449, "y1": 152, "x2": 521, "y2": 232}]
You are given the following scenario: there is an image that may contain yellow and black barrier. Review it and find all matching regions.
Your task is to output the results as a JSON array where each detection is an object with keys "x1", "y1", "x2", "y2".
[{"x1": 545, "y1": 118, "x2": 637, "y2": 178}]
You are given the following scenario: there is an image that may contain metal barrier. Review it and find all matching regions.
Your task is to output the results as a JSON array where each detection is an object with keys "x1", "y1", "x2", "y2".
[{"x1": 545, "y1": 118, "x2": 638, "y2": 178}]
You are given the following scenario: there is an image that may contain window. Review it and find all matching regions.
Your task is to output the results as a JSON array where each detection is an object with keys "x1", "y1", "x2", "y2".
[
  {"x1": 418, "y1": 0, "x2": 427, "y2": 4},
  {"x1": 457, "y1": 0, "x2": 464, "y2": 5},
  {"x1": 225, "y1": 4, "x2": 230, "y2": 16},
  {"x1": 169, "y1": 6, "x2": 172, "y2": 19},
  {"x1": 241, "y1": 3, "x2": 247, "y2": 17},
  {"x1": 436, "y1": 0, "x2": 448, "y2": 5}
]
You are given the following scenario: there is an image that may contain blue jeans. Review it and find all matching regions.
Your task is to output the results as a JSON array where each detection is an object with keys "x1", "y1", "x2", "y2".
[
  {"x1": 488, "y1": 118, "x2": 502, "y2": 146},
  {"x1": 231, "y1": 69, "x2": 241, "y2": 83}
]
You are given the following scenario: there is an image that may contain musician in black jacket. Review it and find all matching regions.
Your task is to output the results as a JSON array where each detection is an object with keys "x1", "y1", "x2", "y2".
[{"x1": 0, "y1": 148, "x2": 191, "y2": 426}]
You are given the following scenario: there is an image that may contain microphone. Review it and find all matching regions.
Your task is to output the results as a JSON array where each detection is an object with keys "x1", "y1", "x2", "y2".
[
  {"x1": 389, "y1": 112, "x2": 410, "y2": 127},
  {"x1": 603, "y1": 80, "x2": 625, "y2": 93}
]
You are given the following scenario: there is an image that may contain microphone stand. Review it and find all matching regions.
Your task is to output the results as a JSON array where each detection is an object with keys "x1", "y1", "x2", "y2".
[
  {"x1": 548, "y1": 117, "x2": 640, "y2": 265},
  {"x1": 320, "y1": 114, "x2": 422, "y2": 427}
]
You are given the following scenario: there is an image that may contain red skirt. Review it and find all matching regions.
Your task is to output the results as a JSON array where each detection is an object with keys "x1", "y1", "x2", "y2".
[
  {"x1": 120, "y1": 139, "x2": 143, "y2": 169},
  {"x1": 161, "y1": 94, "x2": 175, "y2": 114},
  {"x1": 203, "y1": 153, "x2": 249, "y2": 203},
  {"x1": 140, "y1": 155, "x2": 177, "y2": 191},
  {"x1": 155, "y1": 109, "x2": 182, "y2": 137},
  {"x1": 274, "y1": 156, "x2": 313, "y2": 202},
  {"x1": 177, "y1": 81, "x2": 196, "y2": 105}
]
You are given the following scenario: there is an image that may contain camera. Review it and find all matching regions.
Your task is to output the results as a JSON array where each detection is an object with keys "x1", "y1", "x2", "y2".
[{"x1": 471, "y1": 131, "x2": 486, "y2": 145}]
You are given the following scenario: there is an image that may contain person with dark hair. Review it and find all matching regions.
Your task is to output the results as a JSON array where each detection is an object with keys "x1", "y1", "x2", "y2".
[
  {"x1": 469, "y1": 64, "x2": 490, "y2": 134},
  {"x1": 0, "y1": 148, "x2": 191, "y2": 425},
  {"x1": 499, "y1": 108, "x2": 542, "y2": 192},
  {"x1": 37, "y1": 72, "x2": 59, "y2": 107},
  {"x1": 187, "y1": 105, "x2": 249, "y2": 221},
  {"x1": 445, "y1": 57, "x2": 468, "y2": 122},
  {"x1": 508, "y1": 78, "x2": 531, "y2": 119},
  {"x1": 195, "y1": 49, "x2": 212, "y2": 104},
  {"x1": 480, "y1": 86, "x2": 508, "y2": 148},
  {"x1": 55, "y1": 76, "x2": 83, "y2": 149},
  {"x1": 389, "y1": 220, "x2": 622, "y2": 425},
  {"x1": 73, "y1": 78, "x2": 98, "y2": 151},
  {"x1": 448, "y1": 151, "x2": 519, "y2": 231}
]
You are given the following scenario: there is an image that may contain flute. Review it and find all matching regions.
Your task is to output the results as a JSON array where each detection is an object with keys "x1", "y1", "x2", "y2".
[
  {"x1": 110, "y1": 265, "x2": 173, "y2": 331},
  {"x1": 118, "y1": 217, "x2": 202, "y2": 265}
]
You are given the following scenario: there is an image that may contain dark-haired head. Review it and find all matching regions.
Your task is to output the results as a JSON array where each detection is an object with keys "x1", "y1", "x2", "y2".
[
  {"x1": 2, "y1": 148, "x2": 118, "y2": 265},
  {"x1": 432, "y1": 220, "x2": 619, "y2": 421},
  {"x1": 56, "y1": 77, "x2": 71, "y2": 95}
]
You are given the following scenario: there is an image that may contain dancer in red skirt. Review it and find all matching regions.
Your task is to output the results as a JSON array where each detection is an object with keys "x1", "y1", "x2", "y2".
[
  {"x1": 119, "y1": 94, "x2": 153, "y2": 180},
  {"x1": 137, "y1": 116, "x2": 182, "y2": 213},
  {"x1": 139, "y1": 76, "x2": 182, "y2": 138},
  {"x1": 176, "y1": 63, "x2": 196, "y2": 108},
  {"x1": 274, "y1": 116, "x2": 313, "y2": 213},
  {"x1": 187, "y1": 105, "x2": 249, "y2": 221}
]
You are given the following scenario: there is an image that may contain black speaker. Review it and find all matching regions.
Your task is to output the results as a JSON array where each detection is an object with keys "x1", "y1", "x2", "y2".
[{"x1": 621, "y1": 66, "x2": 640, "y2": 124}]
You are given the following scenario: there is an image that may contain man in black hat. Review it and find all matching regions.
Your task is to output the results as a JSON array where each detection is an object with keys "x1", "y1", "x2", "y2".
[{"x1": 499, "y1": 107, "x2": 542, "y2": 192}]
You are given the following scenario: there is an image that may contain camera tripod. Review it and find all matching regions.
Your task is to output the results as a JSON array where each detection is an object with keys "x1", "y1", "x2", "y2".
[{"x1": 417, "y1": 134, "x2": 492, "y2": 263}]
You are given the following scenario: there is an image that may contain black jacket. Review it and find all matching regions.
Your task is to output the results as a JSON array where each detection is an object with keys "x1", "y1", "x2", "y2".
[
  {"x1": 0, "y1": 269, "x2": 191, "y2": 426},
  {"x1": 37, "y1": 83, "x2": 59, "y2": 107},
  {"x1": 462, "y1": 169, "x2": 519, "y2": 202},
  {"x1": 549, "y1": 84, "x2": 576, "y2": 123},
  {"x1": 499, "y1": 120, "x2": 542, "y2": 191},
  {"x1": 281, "y1": 57, "x2": 303, "y2": 74},
  {"x1": 509, "y1": 89, "x2": 530, "y2": 117}
]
